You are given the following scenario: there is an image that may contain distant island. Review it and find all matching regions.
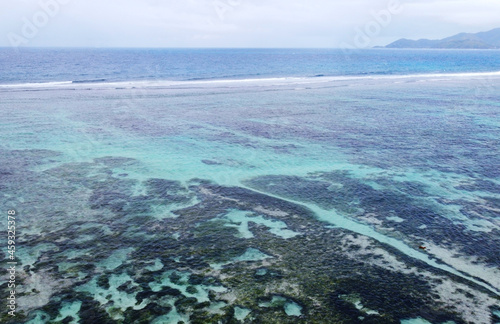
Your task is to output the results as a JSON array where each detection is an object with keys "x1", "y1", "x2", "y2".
[{"x1": 382, "y1": 28, "x2": 500, "y2": 49}]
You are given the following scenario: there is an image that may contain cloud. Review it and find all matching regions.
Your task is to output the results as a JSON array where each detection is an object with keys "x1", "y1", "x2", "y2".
[{"x1": 1, "y1": 0, "x2": 499, "y2": 47}]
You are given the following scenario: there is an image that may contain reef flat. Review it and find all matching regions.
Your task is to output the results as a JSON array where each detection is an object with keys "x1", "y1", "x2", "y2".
[
  {"x1": 1, "y1": 75, "x2": 499, "y2": 323},
  {"x1": 0, "y1": 151, "x2": 498, "y2": 323}
]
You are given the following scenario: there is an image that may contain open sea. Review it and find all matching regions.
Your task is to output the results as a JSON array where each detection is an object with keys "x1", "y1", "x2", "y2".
[{"x1": 1, "y1": 48, "x2": 500, "y2": 323}]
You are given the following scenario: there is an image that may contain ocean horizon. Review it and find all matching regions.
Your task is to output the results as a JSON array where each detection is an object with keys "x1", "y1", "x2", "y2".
[{"x1": 2, "y1": 48, "x2": 500, "y2": 85}]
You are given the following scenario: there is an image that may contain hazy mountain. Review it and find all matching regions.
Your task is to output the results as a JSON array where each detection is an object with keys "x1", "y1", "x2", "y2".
[{"x1": 384, "y1": 28, "x2": 500, "y2": 49}]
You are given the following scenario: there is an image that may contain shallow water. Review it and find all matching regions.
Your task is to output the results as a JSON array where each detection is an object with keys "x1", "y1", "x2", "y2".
[{"x1": 1, "y1": 73, "x2": 499, "y2": 323}]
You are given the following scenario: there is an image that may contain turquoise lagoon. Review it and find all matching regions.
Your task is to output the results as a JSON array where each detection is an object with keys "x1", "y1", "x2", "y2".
[{"x1": 1, "y1": 72, "x2": 500, "y2": 323}]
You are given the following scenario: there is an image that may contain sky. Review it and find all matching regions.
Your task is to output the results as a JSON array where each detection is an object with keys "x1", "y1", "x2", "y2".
[{"x1": 1, "y1": 0, "x2": 499, "y2": 48}]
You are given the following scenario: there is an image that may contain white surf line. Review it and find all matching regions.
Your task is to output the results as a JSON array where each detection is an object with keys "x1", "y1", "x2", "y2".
[
  {"x1": 3, "y1": 71, "x2": 498, "y2": 91},
  {"x1": 240, "y1": 185, "x2": 500, "y2": 296}
]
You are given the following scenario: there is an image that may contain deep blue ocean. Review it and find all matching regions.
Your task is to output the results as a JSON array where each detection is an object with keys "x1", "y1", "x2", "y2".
[
  {"x1": 1, "y1": 48, "x2": 500, "y2": 324},
  {"x1": 1, "y1": 48, "x2": 499, "y2": 84}
]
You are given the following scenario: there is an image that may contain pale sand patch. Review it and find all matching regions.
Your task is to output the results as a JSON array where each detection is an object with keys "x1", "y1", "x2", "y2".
[
  {"x1": 461, "y1": 211, "x2": 499, "y2": 232},
  {"x1": 200, "y1": 187, "x2": 239, "y2": 203},
  {"x1": 386, "y1": 216, "x2": 405, "y2": 223},
  {"x1": 354, "y1": 300, "x2": 380, "y2": 315},
  {"x1": 339, "y1": 234, "x2": 499, "y2": 324},
  {"x1": 341, "y1": 234, "x2": 412, "y2": 274},
  {"x1": 432, "y1": 278, "x2": 497, "y2": 324},
  {"x1": 359, "y1": 213, "x2": 384, "y2": 226},
  {"x1": 220, "y1": 291, "x2": 238, "y2": 304},
  {"x1": 481, "y1": 204, "x2": 500, "y2": 213},
  {"x1": 424, "y1": 242, "x2": 500, "y2": 291},
  {"x1": 254, "y1": 206, "x2": 289, "y2": 217},
  {"x1": 17, "y1": 270, "x2": 71, "y2": 312},
  {"x1": 264, "y1": 281, "x2": 301, "y2": 297}
]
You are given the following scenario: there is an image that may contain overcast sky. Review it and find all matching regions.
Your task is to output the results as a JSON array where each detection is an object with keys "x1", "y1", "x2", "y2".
[{"x1": 1, "y1": 0, "x2": 499, "y2": 48}]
